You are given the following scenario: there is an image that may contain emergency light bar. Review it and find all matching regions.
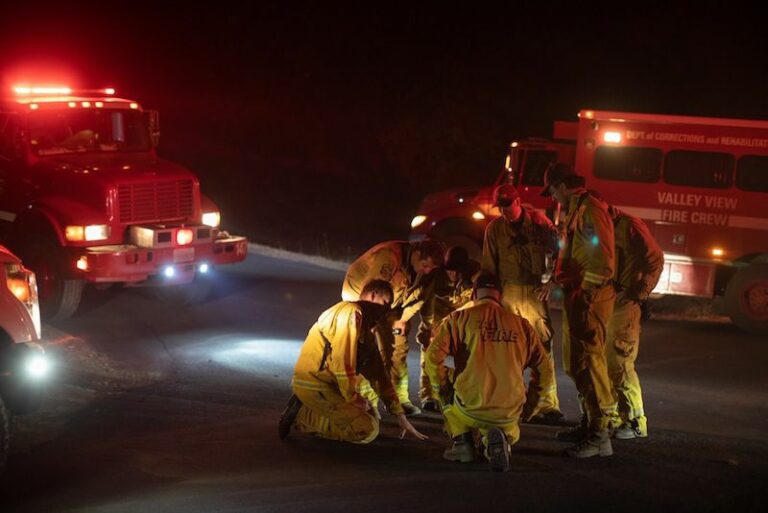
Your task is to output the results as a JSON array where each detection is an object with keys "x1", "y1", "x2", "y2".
[{"x1": 12, "y1": 86, "x2": 116, "y2": 96}]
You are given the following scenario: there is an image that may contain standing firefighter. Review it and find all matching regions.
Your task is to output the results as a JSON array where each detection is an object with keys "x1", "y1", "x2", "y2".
[
  {"x1": 542, "y1": 163, "x2": 618, "y2": 458},
  {"x1": 279, "y1": 280, "x2": 427, "y2": 444},
  {"x1": 482, "y1": 183, "x2": 562, "y2": 423},
  {"x1": 417, "y1": 245, "x2": 480, "y2": 411},
  {"x1": 607, "y1": 206, "x2": 664, "y2": 439},
  {"x1": 426, "y1": 273, "x2": 547, "y2": 472},
  {"x1": 342, "y1": 240, "x2": 445, "y2": 415}
]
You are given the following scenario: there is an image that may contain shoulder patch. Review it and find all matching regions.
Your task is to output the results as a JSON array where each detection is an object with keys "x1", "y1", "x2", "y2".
[{"x1": 379, "y1": 262, "x2": 394, "y2": 280}]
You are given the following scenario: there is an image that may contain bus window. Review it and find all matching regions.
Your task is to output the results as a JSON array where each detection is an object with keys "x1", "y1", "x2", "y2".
[
  {"x1": 664, "y1": 150, "x2": 733, "y2": 189},
  {"x1": 594, "y1": 146, "x2": 661, "y2": 183},
  {"x1": 520, "y1": 150, "x2": 558, "y2": 186},
  {"x1": 736, "y1": 155, "x2": 768, "y2": 192}
]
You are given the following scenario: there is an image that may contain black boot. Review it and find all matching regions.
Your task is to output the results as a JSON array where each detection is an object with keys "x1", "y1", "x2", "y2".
[{"x1": 278, "y1": 394, "x2": 303, "y2": 440}]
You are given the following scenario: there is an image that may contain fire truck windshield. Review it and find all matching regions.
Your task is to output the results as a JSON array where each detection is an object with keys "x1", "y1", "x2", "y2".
[{"x1": 28, "y1": 109, "x2": 150, "y2": 155}]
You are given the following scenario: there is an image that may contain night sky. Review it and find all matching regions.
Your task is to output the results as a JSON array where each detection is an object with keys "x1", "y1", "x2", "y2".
[{"x1": 2, "y1": 2, "x2": 767, "y2": 257}]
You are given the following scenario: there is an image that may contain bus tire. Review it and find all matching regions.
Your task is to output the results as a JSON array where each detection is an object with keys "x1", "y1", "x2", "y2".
[{"x1": 724, "y1": 264, "x2": 768, "y2": 335}]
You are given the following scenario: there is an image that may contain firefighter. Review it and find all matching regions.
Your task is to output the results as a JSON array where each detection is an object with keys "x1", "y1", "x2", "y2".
[
  {"x1": 607, "y1": 206, "x2": 664, "y2": 439},
  {"x1": 542, "y1": 163, "x2": 618, "y2": 458},
  {"x1": 342, "y1": 240, "x2": 445, "y2": 415},
  {"x1": 417, "y1": 245, "x2": 480, "y2": 411},
  {"x1": 425, "y1": 273, "x2": 547, "y2": 472},
  {"x1": 278, "y1": 279, "x2": 428, "y2": 443},
  {"x1": 481, "y1": 183, "x2": 563, "y2": 424}
]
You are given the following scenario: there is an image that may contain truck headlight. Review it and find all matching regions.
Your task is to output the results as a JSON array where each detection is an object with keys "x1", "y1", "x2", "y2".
[
  {"x1": 202, "y1": 211, "x2": 221, "y2": 228},
  {"x1": 24, "y1": 352, "x2": 51, "y2": 379},
  {"x1": 65, "y1": 224, "x2": 109, "y2": 241},
  {"x1": 411, "y1": 215, "x2": 427, "y2": 228}
]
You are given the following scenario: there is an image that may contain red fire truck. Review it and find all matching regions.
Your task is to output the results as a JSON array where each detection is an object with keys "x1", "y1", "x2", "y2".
[
  {"x1": 410, "y1": 109, "x2": 768, "y2": 334},
  {"x1": 0, "y1": 86, "x2": 248, "y2": 320}
]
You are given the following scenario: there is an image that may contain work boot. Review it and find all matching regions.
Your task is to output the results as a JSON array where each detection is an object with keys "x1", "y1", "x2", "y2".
[
  {"x1": 443, "y1": 433, "x2": 475, "y2": 463},
  {"x1": 421, "y1": 399, "x2": 441, "y2": 412},
  {"x1": 278, "y1": 394, "x2": 302, "y2": 440},
  {"x1": 613, "y1": 421, "x2": 648, "y2": 440},
  {"x1": 485, "y1": 427, "x2": 510, "y2": 472},
  {"x1": 401, "y1": 402, "x2": 422, "y2": 416},
  {"x1": 565, "y1": 430, "x2": 613, "y2": 458},
  {"x1": 527, "y1": 410, "x2": 565, "y2": 426}
]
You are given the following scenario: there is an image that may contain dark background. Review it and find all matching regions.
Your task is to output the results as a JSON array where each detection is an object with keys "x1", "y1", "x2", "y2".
[{"x1": 1, "y1": 2, "x2": 766, "y2": 258}]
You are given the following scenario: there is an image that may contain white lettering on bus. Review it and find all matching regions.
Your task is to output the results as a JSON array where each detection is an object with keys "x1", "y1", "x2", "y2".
[
  {"x1": 658, "y1": 192, "x2": 738, "y2": 210},
  {"x1": 703, "y1": 196, "x2": 738, "y2": 210},
  {"x1": 661, "y1": 209, "x2": 730, "y2": 226}
]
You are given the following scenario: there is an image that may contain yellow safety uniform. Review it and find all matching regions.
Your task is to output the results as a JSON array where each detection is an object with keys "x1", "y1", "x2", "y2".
[
  {"x1": 342, "y1": 241, "x2": 429, "y2": 403},
  {"x1": 555, "y1": 190, "x2": 618, "y2": 432},
  {"x1": 607, "y1": 208, "x2": 664, "y2": 434},
  {"x1": 482, "y1": 207, "x2": 561, "y2": 419},
  {"x1": 292, "y1": 301, "x2": 403, "y2": 443},
  {"x1": 416, "y1": 263, "x2": 478, "y2": 402},
  {"x1": 425, "y1": 297, "x2": 547, "y2": 446}
]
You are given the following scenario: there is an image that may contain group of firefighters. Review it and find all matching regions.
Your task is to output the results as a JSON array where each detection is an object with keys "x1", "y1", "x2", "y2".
[{"x1": 278, "y1": 163, "x2": 664, "y2": 471}]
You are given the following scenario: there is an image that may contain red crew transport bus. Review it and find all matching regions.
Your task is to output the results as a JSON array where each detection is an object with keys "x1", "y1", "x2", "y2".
[
  {"x1": 0, "y1": 86, "x2": 248, "y2": 320},
  {"x1": 410, "y1": 110, "x2": 768, "y2": 334}
]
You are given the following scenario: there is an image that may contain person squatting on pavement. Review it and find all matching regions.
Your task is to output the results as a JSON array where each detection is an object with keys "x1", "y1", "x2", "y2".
[
  {"x1": 426, "y1": 273, "x2": 548, "y2": 472},
  {"x1": 481, "y1": 183, "x2": 563, "y2": 424},
  {"x1": 542, "y1": 163, "x2": 619, "y2": 458},
  {"x1": 342, "y1": 240, "x2": 445, "y2": 415},
  {"x1": 607, "y1": 205, "x2": 664, "y2": 439},
  {"x1": 416, "y1": 245, "x2": 480, "y2": 411},
  {"x1": 278, "y1": 279, "x2": 428, "y2": 443}
]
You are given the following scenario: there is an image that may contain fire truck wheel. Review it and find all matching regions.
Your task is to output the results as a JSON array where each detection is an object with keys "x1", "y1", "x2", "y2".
[
  {"x1": 18, "y1": 237, "x2": 84, "y2": 321},
  {"x1": 724, "y1": 264, "x2": 768, "y2": 335},
  {"x1": 0, "y1": 394, "x2": 9, "y2": 471}
]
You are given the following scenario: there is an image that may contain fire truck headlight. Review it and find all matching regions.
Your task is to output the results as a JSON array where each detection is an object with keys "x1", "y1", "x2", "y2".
[
  {"x1": 164, "y1": 266, "x2": 175, "y2": 278},
  {"x1": 202, "y1": 211, "x2": 221, "y2": 228},
  {"x1": 471, "y1": 211, "x2": 485, "y2": 221},
  {"x1": 198, "y1": 263, "x2": 210, "y2": 274},
  {"x1": 85, "y1": 225, "x2": 109, "y2": 241},
  {"x1": 411, "y1": 215, "x2": 427, "y2": 228},
  {"x1": 711, "y1": 247, "x2": 725, "y2": 257}
]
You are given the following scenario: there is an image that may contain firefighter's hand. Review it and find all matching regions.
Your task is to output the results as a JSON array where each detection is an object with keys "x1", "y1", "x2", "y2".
[
  {"x1": 535, "y1": 282, "x2": 555, "y2": 302},
  {"x1": 392, "y1": 320, "x2": 408, "y2": 336},
  {"x1": 396, "y1": 413, "x2": 429, "y2": 441}
]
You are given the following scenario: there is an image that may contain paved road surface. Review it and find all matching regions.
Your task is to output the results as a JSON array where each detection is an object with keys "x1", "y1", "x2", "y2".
[{"x1": 1, "y1": 246, "x2": 766, "y2": 512}]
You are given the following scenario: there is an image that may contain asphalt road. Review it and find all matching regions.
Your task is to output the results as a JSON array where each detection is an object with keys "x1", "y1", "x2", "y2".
[{"x1": 1, "y1": 246, "x2": 766, "y2": 513}]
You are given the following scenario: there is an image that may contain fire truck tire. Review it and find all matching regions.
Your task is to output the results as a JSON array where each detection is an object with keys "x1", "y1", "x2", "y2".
[
  {"x1": 0, "y1": 394, "x2": 9, "y2": 471},
  {"x1": 16, "y1": 235, "x2": 84, "y2": 321},
  {"x1": 724, "y1": 264, "x2": 768, "y2": 335}
]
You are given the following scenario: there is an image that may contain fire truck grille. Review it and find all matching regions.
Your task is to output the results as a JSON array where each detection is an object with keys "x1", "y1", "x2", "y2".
[{"x1": 117, "y1": 180, "x2": 194, "y2": 223}]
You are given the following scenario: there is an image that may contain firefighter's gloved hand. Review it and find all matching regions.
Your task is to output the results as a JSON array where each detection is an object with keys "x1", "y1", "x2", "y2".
[
  {"x1": 351, "y1": 395, "x2": 372, "y2": 413},
  {"x1": 392, "y1": 320, "x2": 409, "y2": 337},
  {"x1": 396, "y1": 413, "x2": 429, "y2": 441}
]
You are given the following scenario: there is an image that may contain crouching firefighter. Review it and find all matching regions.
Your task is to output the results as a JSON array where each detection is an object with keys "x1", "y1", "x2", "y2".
[
  {"x1": 426, "y1": 273, "x2": 547, "y2": 472},
  {"x1": 278, "y1": 279, "x2": 428, "y2": 444}
]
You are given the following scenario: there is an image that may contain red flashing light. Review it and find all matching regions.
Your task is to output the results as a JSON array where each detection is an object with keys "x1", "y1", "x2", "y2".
[
  {"x1": 176, "y1": 228, "x2": 194, "y2": 246},
  {"x1": 14, "y1": 85, "x2": 72, "y2": 96},
  {"x1": 104, "y1": 88, "x2": 115, "y2": 95}
]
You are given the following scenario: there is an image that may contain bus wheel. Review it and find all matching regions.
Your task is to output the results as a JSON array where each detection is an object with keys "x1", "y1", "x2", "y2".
[{"x1": 725, "y1": 264, "x2": 768, "y2": 335}]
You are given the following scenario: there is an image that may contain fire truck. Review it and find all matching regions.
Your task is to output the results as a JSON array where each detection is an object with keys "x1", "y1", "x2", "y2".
[
  {"x1": 410, "y1": 109, "x2": 768, "y2": 334},
  {"x1": 0, "y1": 86, "x2": 248, "y2": 320}
]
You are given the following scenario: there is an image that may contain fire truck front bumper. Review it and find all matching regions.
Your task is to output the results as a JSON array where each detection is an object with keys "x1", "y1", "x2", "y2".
[{"x1": 75, "y1": 234, "x2": 248, "y2": 284}]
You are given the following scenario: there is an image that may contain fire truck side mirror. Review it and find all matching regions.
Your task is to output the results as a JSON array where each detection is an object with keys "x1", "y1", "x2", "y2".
[{"x1": 145, "y1": 110, "x2": 161, "y2": 147}]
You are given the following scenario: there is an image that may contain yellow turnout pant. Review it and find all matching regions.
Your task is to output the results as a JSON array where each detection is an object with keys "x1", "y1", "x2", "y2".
[
  {"x1": 606, "y1": 295, "x2": 646, "y2": 432},
  {"x1": 442, "y1": 403, "x2": 520, "y2": 447},
  {"x1": 293, "y1": 388, "x2": 379, "y2": 444}
]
